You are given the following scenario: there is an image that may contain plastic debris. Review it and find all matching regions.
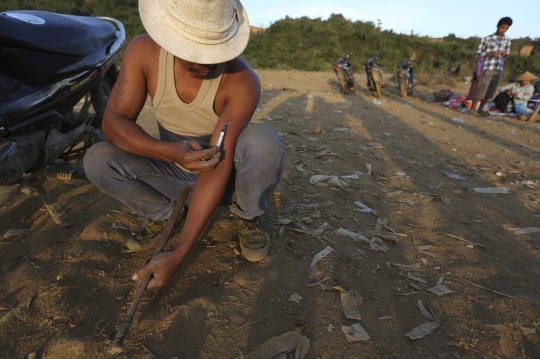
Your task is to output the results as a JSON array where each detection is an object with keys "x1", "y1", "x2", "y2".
[
  {"x1": 341, "y1": 174, "x2": 360, "y2": 180},
  {"x1": 507, "y1": 227, "x2": 540, "y2": 235},
  {"x1": 308, "y1": 246, "x2": 333, "y2": 279},
  {"x1": 313, "y1": 222, "x2": 329, "y2": 236},
  {"x1": 473, "y1": 187, "x2": 509, "y2": 194},
  {"x1": 416, "y1": 300, "x2": 436, "y2": 321},
  {"x1": 354, "y1": 201, "x2": 374, "y2": 214},
  {"x1": 441, "y1": 171, "x2": 467, "y2": 181},
  {"x1": 365, "y1": 164, "x2": 372, "y2": 175},
  {"x1": 314, "y1": 145, "x2": 340, "y2": 158},
  {"x1": 390, "y1": 262, "x2": 421, "y2": 271},
  {"x1": 332, "y1": 127, "x2": 352, "y2": 133},
  {"x1": 365, "y1": 231, "x2": 400, "y2": 244},
  {"x1": 0, "y1": 296, "x2": 34, "y2": 327},
  {"x1": 3, "y1": 229, "x2": 28, "y2": 238},
  {"x1": 339, "y1": 289, "x2": 363, "y2": 320},
  {"x1": 427, "y1": 284, "x2": 455, "y2": 296},
  {"x1": 406, "y1": 322, "x2": 440, "y2": 340},
  {"x1": 408, "y1": 272, "x2": 427, "y2": 283},
  {"x1": 335, "y1": 228, "x2": 370, "y2": 244},
  {"x1": 451, "y1": 118, "x2": 464, "y2": 123},
  {"x1": 238, "y1": 331, "x2": 310, "y2": 359},
  {"x1": 309, "y1": 175, "x2": 348, "y2": 189},
  {"x1": 288, "y1": 293, "x2": 303, "y2": 304},
  {"x1": 397, "y1": 199, "x2": 416, "y2": 206},
  {"x1": 394, "y1": 172, "x2": 411, "y2": 180},
  {"x1": 342, "y1": 323, "x2": 370, "y2": 342}
]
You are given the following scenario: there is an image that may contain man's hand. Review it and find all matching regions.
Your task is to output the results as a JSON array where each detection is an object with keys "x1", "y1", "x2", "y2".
[
  {"x1": 132, "y1": 249, "x2": 184, "y2": 290},
  {"x1": 170, "y1": 141, "x2": 220, "y2": 171},
  {"x1": 501, "y1": 51, "x2": 508, "y2": 57}
]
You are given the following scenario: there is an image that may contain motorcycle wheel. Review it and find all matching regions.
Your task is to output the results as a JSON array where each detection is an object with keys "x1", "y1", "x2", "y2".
[
  {"x1": 339, "y1": 72, "x2": 349, "y2": 94},
  {"x1": 59, "y1": 79, "x2": 112, "y2": 165},
  {"x1": 399, "y1": 77, "x2": 408, "y2": 97},
  {"x1": 349, "y1": 78, "x2": 357, "y2": 93},
  {"x1": 374, "y1": 81, "x2": 382, "y2": 98}
]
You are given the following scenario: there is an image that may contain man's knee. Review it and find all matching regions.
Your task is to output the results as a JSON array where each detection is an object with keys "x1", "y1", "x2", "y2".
[
  {"x1": 237, "y1": 123, "x2": 282, "y2": 156},
  {"x1": 83, "y1": 141, "x2": 123, "y2": 185}
]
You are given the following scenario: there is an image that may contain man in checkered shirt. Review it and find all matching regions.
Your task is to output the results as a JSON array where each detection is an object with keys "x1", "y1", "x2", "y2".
[{"x1": 470, "y1": 17, "x2": 513, "y2": 117}]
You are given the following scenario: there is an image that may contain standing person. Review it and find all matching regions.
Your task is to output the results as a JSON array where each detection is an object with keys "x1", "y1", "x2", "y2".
[
  {"x1": 83, "y1": 0, "x2": 284, "y2": 290},
  {"x1": 364, "y1": 55, "x2": 378, "y2": 90},
  {"x1": 469, "y1": 17, "x2": 512, "y2": 117}
]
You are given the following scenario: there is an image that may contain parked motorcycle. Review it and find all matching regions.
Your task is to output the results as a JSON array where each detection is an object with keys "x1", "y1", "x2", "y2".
[
  {"x1": 396, "y1": 60, "x2": 415, "y2": 97},
  {"x1": 333, "y1": 53, "x2": 356, "y2": 94},
  {"x1": 364, "y1": 55, "x2": 384, "y2": 98},
  {"x1": 0, "y1": 10, "x2": 125, "y2": 225}
]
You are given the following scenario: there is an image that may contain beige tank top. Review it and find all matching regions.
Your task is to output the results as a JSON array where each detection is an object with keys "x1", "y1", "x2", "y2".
[{"x1": 152, "y1": 47, "x2": 225, "y2": 148}]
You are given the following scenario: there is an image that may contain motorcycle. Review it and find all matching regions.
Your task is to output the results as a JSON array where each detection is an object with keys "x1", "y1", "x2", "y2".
[
  {"x1": 396, "y1": 60, "x2": 414, "y2": 97},
  {"x1": 333, "y1": 53, "x2": 356, "y2": 94},
  {"x1": 0, "y1": 10, "x2": 125, "y2": 226},
  {"x1": 364, "y1": 55, "x2": 384, "y2": 98}
]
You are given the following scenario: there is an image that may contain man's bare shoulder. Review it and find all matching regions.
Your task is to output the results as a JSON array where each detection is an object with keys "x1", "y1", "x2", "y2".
[
  {"x1": 222, "y1": 57, "x2": 260, "y2": 94},
  {"x1": 123, "y1": 35, "x2": 161, "y2": 64}
]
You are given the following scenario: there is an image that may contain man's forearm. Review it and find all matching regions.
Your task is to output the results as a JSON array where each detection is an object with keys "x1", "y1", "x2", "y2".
[
  {"x1": 102, "y1": 112, "x2": 174, "y2": 162},
  {"x1": 172, "y1": 161, "x2": 232, "y2": 257}
]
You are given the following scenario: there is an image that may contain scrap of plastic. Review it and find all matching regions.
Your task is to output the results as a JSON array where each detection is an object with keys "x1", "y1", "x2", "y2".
[
  {"x1": 441, "y1": 170, "x2": 466, "y2": 181},
  {"x1": 308, "y1": 246, "x2": 334, "y2": 278}
]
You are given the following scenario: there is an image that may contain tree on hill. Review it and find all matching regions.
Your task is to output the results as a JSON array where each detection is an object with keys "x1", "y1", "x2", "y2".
[{"x1": 1, "y1": 3, "x2": 538, "y2": 81}]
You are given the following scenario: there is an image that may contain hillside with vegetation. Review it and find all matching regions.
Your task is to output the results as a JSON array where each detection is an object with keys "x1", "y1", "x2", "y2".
[{"x1": 2, "y1": 1, "x2": 539, "y2": 81}]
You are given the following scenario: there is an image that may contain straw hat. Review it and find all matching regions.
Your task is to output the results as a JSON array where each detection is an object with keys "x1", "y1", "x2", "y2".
[
  {"x1": 139, "y1": 0, "x2": 250, "y2": 64},
  {"x1": 516, "y1": 71, "x2": 537, "y2": 81}
]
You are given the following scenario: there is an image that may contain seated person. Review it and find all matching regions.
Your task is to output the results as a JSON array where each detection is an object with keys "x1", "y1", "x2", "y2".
[{"x1": 494, "y1": 71, "x2": 536, "y2": 115}]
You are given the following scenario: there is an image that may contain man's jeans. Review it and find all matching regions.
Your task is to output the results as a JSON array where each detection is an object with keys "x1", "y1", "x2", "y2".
[
  {"x1": 83, "y1": 124, "x2": 284, "y2": 221},
  {"x1": 514, "y1": 103, "x2": 528, "y2": 115}
]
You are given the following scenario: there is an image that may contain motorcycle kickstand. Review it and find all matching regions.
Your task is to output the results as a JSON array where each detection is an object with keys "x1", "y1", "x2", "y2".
[{"x1": 19, "y1": 175, "x2": 72, "y2": 228}]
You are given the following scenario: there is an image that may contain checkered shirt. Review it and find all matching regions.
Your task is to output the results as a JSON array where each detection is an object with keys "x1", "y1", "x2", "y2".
[{"x1": 475, "y1": 33, "x2": 511, "y2": 72}]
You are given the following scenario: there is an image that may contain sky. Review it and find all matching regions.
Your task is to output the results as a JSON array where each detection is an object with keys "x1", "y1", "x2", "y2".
[{"x1": 242, "y1": 0, "x2": 540, "y2": 39}]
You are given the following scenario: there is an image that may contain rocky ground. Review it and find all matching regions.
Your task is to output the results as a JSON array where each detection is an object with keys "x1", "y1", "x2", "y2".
[{"x1": 1, "y1": 69, "x2": 540, "y2": 359}]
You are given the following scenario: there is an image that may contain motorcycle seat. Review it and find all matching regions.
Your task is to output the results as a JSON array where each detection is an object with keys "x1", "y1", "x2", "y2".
[{"x1": 0, "y1": 10, "x2": 116, "y2": 56}]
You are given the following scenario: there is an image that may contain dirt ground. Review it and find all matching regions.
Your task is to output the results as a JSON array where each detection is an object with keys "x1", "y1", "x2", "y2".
[{"x1": 1, "y1": 70, "x2": 540, "y2": 359}]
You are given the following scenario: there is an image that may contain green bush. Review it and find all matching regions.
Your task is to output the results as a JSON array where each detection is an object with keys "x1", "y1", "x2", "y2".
[{"x1": 1, "y1": 3, "x2": 538, "y2": 81}]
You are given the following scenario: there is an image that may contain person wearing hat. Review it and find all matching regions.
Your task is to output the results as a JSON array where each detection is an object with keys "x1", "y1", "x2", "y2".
[
  {"x1": 497, "y1": 71, "x2": 537, "y2": 119},
  {"x1": 84, "y1": 0, "x2": 284, "y2": 290}
]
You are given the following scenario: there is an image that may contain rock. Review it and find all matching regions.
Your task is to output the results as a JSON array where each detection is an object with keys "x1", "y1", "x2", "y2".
[
  {"x1": 43, "y1": 337, "x2": 90, "y2": 359},
  {"x1": 126, "y1": 238, "x2": 143, "y2": 252},
  {"x1": 233, "y1": 268, "x2": 258, "y2": 288}
]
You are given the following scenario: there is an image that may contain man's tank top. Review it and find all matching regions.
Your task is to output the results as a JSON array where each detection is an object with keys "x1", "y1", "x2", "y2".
[{"x1": 152, "y1": 47, "x2": 225, "y2": 148}]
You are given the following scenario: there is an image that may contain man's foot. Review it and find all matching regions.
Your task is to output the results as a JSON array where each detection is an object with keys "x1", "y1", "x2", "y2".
[
  {"x1": 234, "y1": 215, "x2": 270, "y2": 262},
  {"x1": 481, "y1": 110, "x2": 490, "y2": 117},
  {"x1": 469, "y1": 109, "x2": 483, "y2": 117},
  {"x1": 518, "y1": 114, "x2": 529, "y2": 121},
  {"x1": 134, "y1": 220, "x2": 165, "y2": 245}
]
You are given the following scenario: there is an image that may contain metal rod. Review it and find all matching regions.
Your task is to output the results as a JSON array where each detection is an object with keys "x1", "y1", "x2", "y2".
[{"x1": 111, "y1": 185, "x2": 191, "y2": 352}]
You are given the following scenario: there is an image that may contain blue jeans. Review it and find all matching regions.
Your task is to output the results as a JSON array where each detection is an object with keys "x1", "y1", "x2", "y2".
[
  {"x1": 514, "y1": 103, "x2": 528, "y2": 115},
  {"x1": 83, "y1": 124, "x2": 284, "y2": 221}
]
